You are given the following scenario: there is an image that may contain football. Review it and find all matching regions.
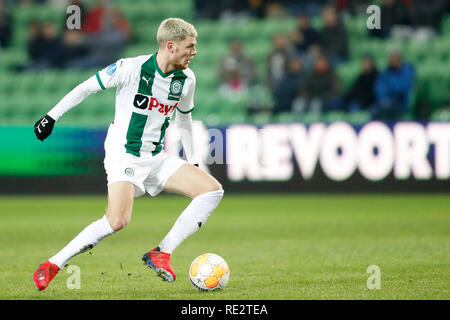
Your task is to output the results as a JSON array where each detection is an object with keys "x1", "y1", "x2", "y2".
[{"x1": 189, "y1": 253, "x2": 230, "y2": 291}]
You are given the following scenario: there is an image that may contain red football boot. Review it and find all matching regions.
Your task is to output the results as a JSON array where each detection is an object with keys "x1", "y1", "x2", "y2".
[
  {"x1": 142, "y1": 247, "x2": 176, "y2": 282},
  {"x1": 33, "y1": 260, "x2": 60, "y2": 290}
]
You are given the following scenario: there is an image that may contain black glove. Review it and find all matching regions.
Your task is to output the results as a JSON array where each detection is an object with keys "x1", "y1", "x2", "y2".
[{"x1": 34, "y1": 115, "x2": 55, "y2": 141}]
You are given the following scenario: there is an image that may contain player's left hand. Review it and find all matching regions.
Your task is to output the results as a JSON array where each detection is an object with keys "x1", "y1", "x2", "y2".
[{"x1": 34, "y1": 114, "x2": 55, "y2": 141}]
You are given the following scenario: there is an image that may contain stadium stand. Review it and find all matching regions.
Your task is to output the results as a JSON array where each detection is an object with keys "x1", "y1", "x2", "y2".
[{"x1": 0, "y1": 0, "x2": 449, "y2": 127}]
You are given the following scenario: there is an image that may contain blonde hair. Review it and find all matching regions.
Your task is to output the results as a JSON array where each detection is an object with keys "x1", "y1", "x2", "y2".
[{"x1": 156, "y1": 18, "x2": 197, "y2": 47}]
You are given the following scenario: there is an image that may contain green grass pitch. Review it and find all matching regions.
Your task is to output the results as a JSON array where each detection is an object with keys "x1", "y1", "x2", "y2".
[{"x1": 0, "y1": 194, "x2": 448, "y2": 300}]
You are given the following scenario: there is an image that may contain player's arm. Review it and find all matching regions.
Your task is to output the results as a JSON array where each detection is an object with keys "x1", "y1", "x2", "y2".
[
  {"x1": 175, "y1": 109, "x2": 198, "y2": 166},
  {"x1": 34, "y1": 60, "x2": 126, "y2": 141},
  {"x1": 176, "y1": 74, "x2": 198, "y2": 166},
  {"x1": 34, "y1": 76, "x2": 101, "y2": 141}
]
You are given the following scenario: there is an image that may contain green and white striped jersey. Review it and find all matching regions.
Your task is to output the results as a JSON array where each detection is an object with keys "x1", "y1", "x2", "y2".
[{"x1": 96, "y1": 53, "x2": 196, "y2": 160}]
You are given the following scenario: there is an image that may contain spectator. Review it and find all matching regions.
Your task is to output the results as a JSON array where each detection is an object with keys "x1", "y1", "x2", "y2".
[
  {"x1": 268, "y1": 34, "x2": 292, "y2": 90},
  {"x1": 409, "y1": 0, "x2": 445, "y2": 31},
  {"x1": 219, "y1": 39, "x2": 257, "y2": 97},
  {"x1": 25, "y1": 21, "x2": 63, "y2": 70},
  {"x1": 64, "y1": 0, "x2": 132, "y2": 69},
  {"x1": 318, "y1": 5, "x2": 349, "y2": 64},
  {"x1": 194, "y1": 0, "x2": 223, "y2": 20},
  {"x1": 299, "y1": 43, "x2": 323, "y2": 71},
  {"x1": 39, "y1": 22, "x2": 65, "y2": 66},
  {"x1": 369, "y1": 0, "x2": 410, "y2": 39},
  {"x1": 373, "y1": 49, "x2": 415, "y2": 120},
  {"x1": 13, "y1": 0, "x2": 46, "y2": 5},
  {"x1": 391, "y1": 0, "x2": 446, "y2": 42},
  {"x1": 18, "y1": 20, "x2": 86, "y2": 71},
  {"x1": 293, "y1": 55, "x2": 342, "y2": 114},
  {"x1": 82, "y1": 0, "x2": 131, "y2": 37},
  {"x1": 55, "y1": 29, "x2": 88, "y2": 68},
  {"x1": 264, "y1": 1, "x2": 288, "y2": 19},
  {"x1": 291, "y1": 13, "x2": 320, "y2": 55},
  {"x1": 0, "y1": 0, "x2": 12, "y2": 49},
  {"x1": 272, "y1": 57, "x2": 305, "y2": 115},
  {"x1": 336, "y1": 0, "x2": 357, "y2": 15},
  {"x1": 247, "y1": 0, "x2": 267, "y2": 19},
  {"x1": 26, "y1": 21, "x2": 45, "y2": 65},
  {"x1": 195, "y1": 0, "x2": 267, "y2": 21},
  {"x1": 343, "y1": 54, "x2": 378, "y2": 112}
]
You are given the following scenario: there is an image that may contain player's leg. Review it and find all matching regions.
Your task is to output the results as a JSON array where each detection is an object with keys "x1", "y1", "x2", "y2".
[
  {"x1": 49, "y1": 181, "x2": 134, "y2": 266},
  {"x1": 159, "y1": 164, "x2": 224, "y2": 253},
  {"x1": 33, "y1": 181, "x2": 134, "y2": 290},
  {"x1": 163, "y1": 164, "x2": 223, "y2": 198},
  {"x1": 143, "y1": 164, "x2": 223, "y2": 282},
  {"x1": 105, "y1": 181, "x2": 135, "y2": 231}
]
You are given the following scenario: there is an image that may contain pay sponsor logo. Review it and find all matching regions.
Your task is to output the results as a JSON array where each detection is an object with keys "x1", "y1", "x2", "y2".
[{"x1": 133, "y1": 94, "x2": 178, "y2": 116}]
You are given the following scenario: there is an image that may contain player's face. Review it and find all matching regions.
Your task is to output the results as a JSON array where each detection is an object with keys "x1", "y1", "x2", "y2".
[{"x1": 171, "y1": 36, "x2": 197, "y2": 69}]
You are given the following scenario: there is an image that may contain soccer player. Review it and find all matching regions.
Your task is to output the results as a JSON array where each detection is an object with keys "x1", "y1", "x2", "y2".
[{"x1": 32, "y1": 18, "x2": 224, "y2": 290}]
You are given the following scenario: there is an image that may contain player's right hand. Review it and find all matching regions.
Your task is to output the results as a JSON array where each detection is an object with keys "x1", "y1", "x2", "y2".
[{"x1": 34, "y1": 114, "x2": 55, "y2": 141}]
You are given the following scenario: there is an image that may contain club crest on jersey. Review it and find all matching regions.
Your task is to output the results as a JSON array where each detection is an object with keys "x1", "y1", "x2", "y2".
[
  {"x1": 171, "y1": 80, "x2": 182, "y2": 94},
  {"x1": 124, "y1": 168, "x2": 134, "y2": 177},
  {"x1": 168, "y1": 79, "x2": 184, "y2": 100}
]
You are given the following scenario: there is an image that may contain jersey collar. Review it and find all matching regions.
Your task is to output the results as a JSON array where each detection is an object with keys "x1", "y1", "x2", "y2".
[{"x1": 153, "y1": 52, "x2": 177, "y2": 78}]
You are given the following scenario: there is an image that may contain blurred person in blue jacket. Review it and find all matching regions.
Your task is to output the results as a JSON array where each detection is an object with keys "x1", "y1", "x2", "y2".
[{"x1": 373, "y1": 49, "x2": 414, "y2": 120}]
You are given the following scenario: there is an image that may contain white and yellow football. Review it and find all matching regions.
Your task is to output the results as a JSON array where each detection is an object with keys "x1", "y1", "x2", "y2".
[{"x1": 189, "y1": 253, "x2": 230, "y2": 291}]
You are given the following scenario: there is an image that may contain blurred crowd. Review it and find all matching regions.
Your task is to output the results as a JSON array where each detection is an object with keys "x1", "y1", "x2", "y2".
[
  {"x1": 0, "y1": 0, "x2": 12, "y2": 49},
  {"x1": 1, "y1": 0, "x2": 449, "y2": 121},
  {"x1": 217, "y1": 0, "x2": 448, "y2": 121},
  {"x1": 3, "y1": 0, "x2": 132, "y2": 70}
]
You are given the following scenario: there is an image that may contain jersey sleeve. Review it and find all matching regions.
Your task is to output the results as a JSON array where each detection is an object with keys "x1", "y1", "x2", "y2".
[
  {"x1": 177, "y1": 74, "x2": 196, "y2": 114},
  {"x1": 47, "y1": 75, "x2": 101, "y2": 121},
  {"x1": 95, "y1": 58, "x2": 129, "y2": 90}
]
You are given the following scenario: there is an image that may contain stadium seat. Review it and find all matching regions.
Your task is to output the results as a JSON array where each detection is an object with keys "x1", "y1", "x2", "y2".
[
  {"x1": 344, "y1": 15, "x2": 369, "y2": 39},
  {"x1": 431, "y1": 109, "x2": 450, "y2": 121},
  {"x1": 336, "y1": 62, "x2": 360, "y2": 90},
  {"x1": 293, "y1": 111, "x2": 320, "y2": 124},
  {"x1": 347, "y1": 110, "x2": 372, "y2": 125},
  {"x1": 0, "y1": 2, "x2": 448, "y2": 126}
]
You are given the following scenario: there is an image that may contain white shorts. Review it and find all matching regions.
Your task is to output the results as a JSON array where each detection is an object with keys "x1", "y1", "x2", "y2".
[{"x1": 104, "y1": 151, "x2": 186, "y2": 198}]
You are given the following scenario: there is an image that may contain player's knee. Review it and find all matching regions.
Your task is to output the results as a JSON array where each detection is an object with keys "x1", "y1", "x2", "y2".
[
  {"x1": 212, "y1": 181, "x2": 224, "y2": 196},
  {"x1": 195, "y1": 181, "x2": 223, "y2": 198},
  {"x1": 199, "y1": 185, "x2": 224, "y2": 198},
  {"x1": 209, "y1": 180, "x2": 223, "y2": 192},
  {"x1": 108, "y1": 216, "x2": 130, "y2": 231},
  {"x1": 106, "y1": 209, "x2": 132, "y2": 231}
]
